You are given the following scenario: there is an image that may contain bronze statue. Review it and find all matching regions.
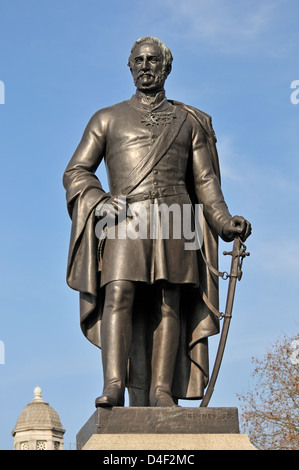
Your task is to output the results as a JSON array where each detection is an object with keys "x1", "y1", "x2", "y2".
[{"x1": 63, "y1": 37, "x2": 251, "y2": 408}]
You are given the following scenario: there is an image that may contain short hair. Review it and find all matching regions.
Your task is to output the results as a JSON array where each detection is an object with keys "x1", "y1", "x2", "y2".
[{"x1": 128, "y1": 37, "x2": 173, "y2": 76}]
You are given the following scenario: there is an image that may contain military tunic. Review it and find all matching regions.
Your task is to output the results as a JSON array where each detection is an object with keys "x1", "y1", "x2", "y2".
[{"x1": 66, "y1": 91, "x2": 231, "y2": 287}]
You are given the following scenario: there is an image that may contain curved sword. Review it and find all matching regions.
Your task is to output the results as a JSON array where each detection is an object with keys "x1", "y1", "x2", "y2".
[{"x1": 200, "y1": 236, "x2": 250, "y2": 408}]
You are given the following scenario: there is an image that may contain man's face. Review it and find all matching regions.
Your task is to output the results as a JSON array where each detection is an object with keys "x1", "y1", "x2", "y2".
[{"x1": 130, "y1": 43, "x2": 167, "y2": 93}]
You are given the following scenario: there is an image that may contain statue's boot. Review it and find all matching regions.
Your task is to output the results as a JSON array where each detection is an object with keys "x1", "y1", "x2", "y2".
[
  {"x1": 149, "y1": 284, "x2": 180, "y2": 407},
  {"x1": 95, "y1": 281, "x2": 135, "y2": 408}
]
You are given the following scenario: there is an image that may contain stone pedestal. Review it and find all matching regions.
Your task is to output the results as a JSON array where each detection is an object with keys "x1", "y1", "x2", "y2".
[{"x1": 76, "y1": 407, "x2": 255, "y2": 450}]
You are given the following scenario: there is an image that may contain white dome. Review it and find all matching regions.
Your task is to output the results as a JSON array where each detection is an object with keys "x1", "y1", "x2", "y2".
[{"x1": 12, "y1": 387, "x2": 65, "y2": 435}]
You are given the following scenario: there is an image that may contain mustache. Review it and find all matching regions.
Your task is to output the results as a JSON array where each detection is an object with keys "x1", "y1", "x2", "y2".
[{"x1": 138, "y1": 72, "x2": 155, "y2": 78}]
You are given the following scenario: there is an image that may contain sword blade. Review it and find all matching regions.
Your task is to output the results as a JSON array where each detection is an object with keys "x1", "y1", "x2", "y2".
[{"x1": 200, "y1": 236, "x2": 242, "y2": 407}]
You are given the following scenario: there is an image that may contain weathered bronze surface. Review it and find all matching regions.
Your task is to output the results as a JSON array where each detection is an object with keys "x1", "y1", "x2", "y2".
[{"x1": 63, "y1": 37, "x2": 251, "y2": 409}]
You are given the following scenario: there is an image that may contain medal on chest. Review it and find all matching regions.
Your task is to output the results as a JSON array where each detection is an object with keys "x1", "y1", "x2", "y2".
[{"x1": 141, "y1": 111, "x2": 176, "y2": 127}]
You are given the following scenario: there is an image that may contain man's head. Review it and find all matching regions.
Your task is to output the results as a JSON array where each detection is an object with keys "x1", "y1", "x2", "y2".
[{"x1": 128, "y1": 37, "x2": 173, "y2": 94}]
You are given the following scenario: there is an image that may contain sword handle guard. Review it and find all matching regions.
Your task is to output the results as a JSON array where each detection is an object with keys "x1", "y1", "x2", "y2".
[{"x1": 223, "y1": 237, "x2": 250, "y2": 281}]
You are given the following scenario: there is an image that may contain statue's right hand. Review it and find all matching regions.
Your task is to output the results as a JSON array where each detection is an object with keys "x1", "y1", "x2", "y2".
[{"x1": 95, "y1": 196, "x2": 127, "y2": 221}]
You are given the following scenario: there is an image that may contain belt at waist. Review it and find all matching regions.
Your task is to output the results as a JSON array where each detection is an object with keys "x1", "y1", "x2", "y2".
[{"x1": 125, "y1": 185, "x2": 188, "y2": 203}]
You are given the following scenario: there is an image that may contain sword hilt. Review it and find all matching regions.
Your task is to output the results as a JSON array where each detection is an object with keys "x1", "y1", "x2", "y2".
[{"x1": 223, "y1": 237, "x2": 250, "y2": 281}]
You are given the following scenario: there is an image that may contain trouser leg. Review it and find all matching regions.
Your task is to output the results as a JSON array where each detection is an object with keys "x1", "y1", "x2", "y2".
[
  {"x1": 95, "y1": 280, "x2": 136, "y2": 408},
  {"x1": 149, "y1": 282, "x2": 180, "y2": 407},
  {"x1": 128, "y1": 285, "x2": 152, "y2": 406}
]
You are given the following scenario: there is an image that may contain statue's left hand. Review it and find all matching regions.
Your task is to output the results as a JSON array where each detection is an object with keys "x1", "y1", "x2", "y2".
[{"x1": 222, "y1": 216, "x2": 252, "y2": 242}]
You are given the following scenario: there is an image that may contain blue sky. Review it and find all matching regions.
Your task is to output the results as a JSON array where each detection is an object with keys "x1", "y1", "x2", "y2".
[{"x1": 0, "y1": 0, "x2": 298, "y2": 450}]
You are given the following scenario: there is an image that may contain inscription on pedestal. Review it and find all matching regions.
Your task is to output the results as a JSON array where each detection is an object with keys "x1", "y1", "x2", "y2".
[
  {"x1": 186, "y1": 409, "x2": 236, "y2": 422},
  {"x1": 76, "y1": 407, "x2": 240, "y2": 449}
]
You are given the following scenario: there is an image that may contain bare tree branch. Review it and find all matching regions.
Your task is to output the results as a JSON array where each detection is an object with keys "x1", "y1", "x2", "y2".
[{"x1": 237, "y1": 333, "x2": 299, "y2": 450}]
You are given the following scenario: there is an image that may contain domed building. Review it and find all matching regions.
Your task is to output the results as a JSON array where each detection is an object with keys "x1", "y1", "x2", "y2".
[{"x1": 12, "y1": 386, "x2": 65, "y2": 450}]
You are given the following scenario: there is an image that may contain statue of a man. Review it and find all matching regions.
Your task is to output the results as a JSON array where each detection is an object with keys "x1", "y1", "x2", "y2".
[{"x1": 63, "y1": 37, "x2": 251, "y2": 408}]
